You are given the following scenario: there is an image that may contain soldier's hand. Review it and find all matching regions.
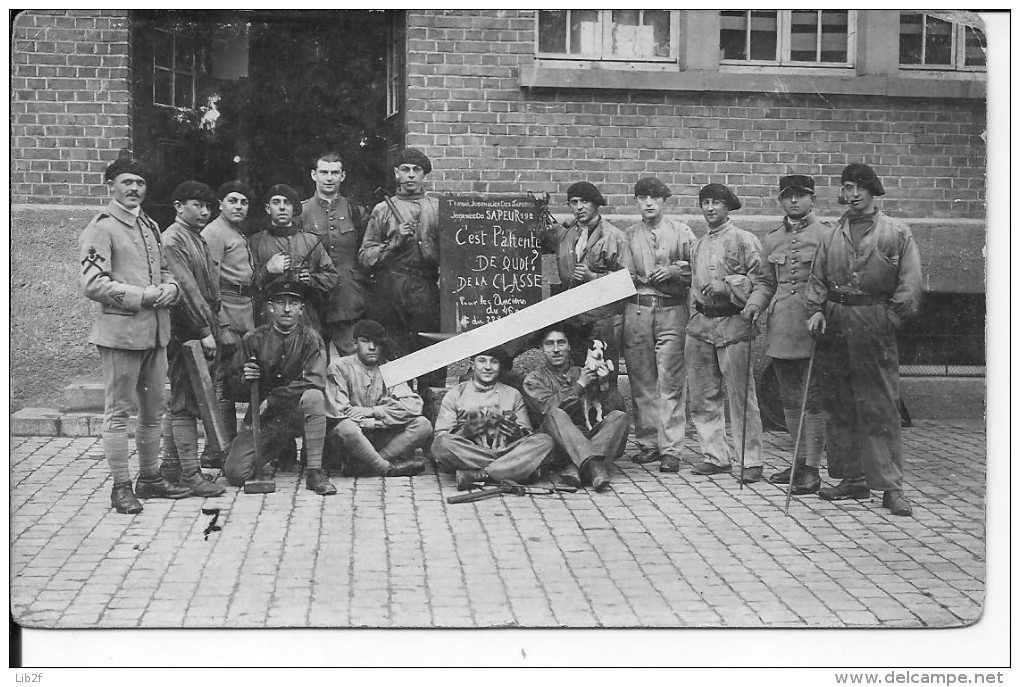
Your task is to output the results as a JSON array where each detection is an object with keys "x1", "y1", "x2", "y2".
[
  {"x1": 647, "y1": 266, "x2": 671, "y2": 284},
  {"x1": 701, "y1": 278, "x2": 729, "y2": 298},
  {"x1": 242, "y1": 361, "x2": 261, "y2": 381},
  {"x1": 577, "y1": 367, "x2": 597, "y2": 388},
  {"x1": 398, "y1": 221, "x2": 416, "y2": 238},
  {"x1": 297, "y1": 268, "x2": 312, "y2": 285},
  {"x1": 807, "y1": 312, "x2": 826, "y2": 338},
  {"x1": 741, "y1": 303, "x2": 761, "y2": 324},
  {"x1": 140, "y1": 285, "x2": 161, "y2": 307},
  {"x1": 357, "y1": 417, "x2": 378, "y2": 431},
  {"x1": 572, "y1": 263, "x2": 594, "y2": 282},
  {"x1": 153, "y1": 284, "x2": 177, "y2": 308},
  {"x1": 267, "y1": 252, "x2": 290, "y2": 275},
  {"x1": 200, "y1": 334, "x2": 217, "y2": 360},
  {"x1": 497, "y1": 415, "x2": 525, "y2": 442},
  {"x1": 348, "y1": 406, "x2": 372, "y2": 421}
]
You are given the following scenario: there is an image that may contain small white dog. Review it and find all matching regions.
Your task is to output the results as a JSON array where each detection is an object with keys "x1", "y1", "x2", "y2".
[{"x1": 582, "y1": 338, "x2": 614, "y2": 430}]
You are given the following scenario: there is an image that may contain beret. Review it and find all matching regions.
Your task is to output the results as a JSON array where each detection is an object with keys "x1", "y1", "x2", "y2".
[
  {"x1": 352, "y1": 319, "x2": 388, "y2": 344},
  {"x1": 217, "y1": 180, "x2": 254, "y2": 202},
  {"x1": 779, "y1": 174, "x2": 816, "y2": 197},
  {"x1": 264, "y1": 183, "x2": 303, "y2": 217},
  {"x1": 104, "y1": 149, "x2": 153, "y2": 183},
  {"x1": 395, "y1": 147, "x2": 432, "y2": 175},
  {"x1": 170, "y1": 180, "x2": 217, "y2": 206},
  {"x1": 566, "y1": 181, "x2": 606, "y2": 207},
  {"x1": 473, "y1": 346, "x2": 512, "y2": 370},
  {"x1": 265, "y1": 276, "x2": 307, "y2": 302},
  {"x1": 698, "y1": 183, "x2": 742, "y2": 211},
  {"x1": 840, "y1": 163, "x2": 885, "y2": 196},
  {"x1": 634, "y1": 176, "x2": 671, "y2": 199}
]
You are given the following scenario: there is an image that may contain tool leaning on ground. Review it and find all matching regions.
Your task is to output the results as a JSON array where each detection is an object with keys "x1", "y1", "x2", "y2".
[
  {"x1": 243, "y1": 356, "x2": 276, "y2": 494},
  {"x1": 784, "y1": 340, "x2": 817, "y2": 515},
  {"x1": 446, "y1": 480, "x2": 577, "y2": 504}
]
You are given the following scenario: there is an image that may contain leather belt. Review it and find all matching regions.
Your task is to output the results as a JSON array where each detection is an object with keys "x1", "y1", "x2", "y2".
[
  {"x1": 630, "y1": 293, "x2": 684, "y2": 308},
  {"x1": 827, "y1": 291, "x2": 888, "y2": 306},
  {"x1": 220, "y1": 282, "x2": 253, "y2": 297},
  {"x1": 386, "y1": 265, "x2": 437, "y2": 281},
  {"x1": 695, "y1": 301, "x2": 742, "y2": 318}
]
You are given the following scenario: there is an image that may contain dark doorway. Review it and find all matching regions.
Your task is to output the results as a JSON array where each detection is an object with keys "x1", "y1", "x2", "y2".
[{"x1": 129, "y1": 10, "x2": 398, "y2": 229}]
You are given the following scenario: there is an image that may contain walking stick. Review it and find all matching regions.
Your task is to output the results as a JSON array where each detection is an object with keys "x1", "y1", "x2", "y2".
[
  {"x1": 244, "y1": 356, "x2": 276, "y2": 494},
  {"x1": 738, "y1": 332, "x2": 755, "y2": 490},
  {"x1": 785, "y1": 340, "x2": 817, "y2": 515}
]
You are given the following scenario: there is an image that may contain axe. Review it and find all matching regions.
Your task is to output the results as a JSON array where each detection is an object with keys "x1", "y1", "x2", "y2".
[
  {"x1": 374, "y1": 187, "x2": 408, "y2": 226},
  {"x1": 243, "y1": 356, "x2": 276, "y2": 494}
]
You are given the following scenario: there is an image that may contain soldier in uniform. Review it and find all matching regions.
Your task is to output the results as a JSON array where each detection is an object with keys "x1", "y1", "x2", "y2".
[
  {"x1": 539, "y1": 181, "x2": 629, "y2": 375},
  {"x1": 158, "y1": 181, "x2": 227, "y2": 498},
  {"x1": 79, "y1": 150, "x2": 190, "y2": 514},
  {"x1": 223, "y1": 277, "x2": 337, "y2": 496},
  {"x1": 432, "y1": 348, "x2": 555, "y2": 490},
  {"x1": 301, "y1": 152, "x2": 371, "y2": 358},
  {"x1": 806, "y1": 163, "x2": 923, "y2": 516},
  {"x1": 522, "y1": 324, "x2": 628, "y2": 492},
  {"x1": 323, "y1": 319, "x2": 430, "y2": 477},
  {"x1": 745, "y1": 175, "x2": 829, "y2": 496},
  {"x1": 250, "y1": 183, "x2": 338, "y2": 332},
  {"x1": 358, "y1": 147, "x2": 444, "y2": 393},
  {"x1": 620, "y1": 177, "x2": 697, "y2": 472},
  {"x1": 200, "y1": 180, "x2": 255, "y2": 467},
  {"x1": 686, "y1": 184, "x2": 767, "y2": 484}
]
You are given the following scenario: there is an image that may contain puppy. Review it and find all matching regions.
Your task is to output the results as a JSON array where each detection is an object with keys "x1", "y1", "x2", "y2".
[{"x1": 582, "y1": 338, "x2": 614, "y2": 430}]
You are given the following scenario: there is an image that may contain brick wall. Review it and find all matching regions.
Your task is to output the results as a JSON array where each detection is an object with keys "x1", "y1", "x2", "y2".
[
  {"x1": 11, "y1": 10, "x2": 131, "y2": 206},
  {"x1": 405, "y1": 10, "x2": 986, "y2": 219}
]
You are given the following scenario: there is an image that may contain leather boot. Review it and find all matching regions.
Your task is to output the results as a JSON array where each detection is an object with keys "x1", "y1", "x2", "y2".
[
  {"x1": 305, "y1": 468, "x2": 337, "y2": 496},
  {"x1": 135, "y1": 473, "x2": 192, "y2": 500},
  {"x1": 385, "y1": 459, "x2": 427, "y2": 477},
  {"x1": 555, "y1": 463, "x2": 582, "y2": 488},
  {"x1": 659, "y1": 453, "x2": 681, "y2": 473},
  {"x1": 111, "y1": 482, "x2": 143, "y2": 514},
  {"x1": 739, "y1": 466, "x2": 763, "y2": 484},
  {"x1": 883, "y1": 489, "x2": 913, "y2": 517},
  {"x1": 580, "y1": 456, "x2": 610, "y2": 492},
  {"x1": 180, "y1": 470, "x2": 225, "y2": 497},
  {"x1": 632, "y1": 447, "x2": 659, "y2": 465},
  {"x1": 790, "y1": 465, "x2": 821, "y2": 495},
  {"x1": 818, "y1": 476, "x2": 870, "y2": 501},
  {"x1": 455, "y1": 468, "x2": 487, "y2": 491}
]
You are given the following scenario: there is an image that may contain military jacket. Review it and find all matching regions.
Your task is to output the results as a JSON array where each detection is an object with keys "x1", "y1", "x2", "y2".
[
  {"x1": 621, "y1": 216, "x2": 695, "y2": 299},
  {"x1": 542, "y1": 214, "x2": 630, "y2": 319},
  {"x1": 301, "y1": 195, "x2": 371, "y2": 322},
  {"x1": 358, "y1": 193, "x2": 440, "y2": 276},
  {"x1": 163, "y1": 220, "x2": 221, "y2": 343}
]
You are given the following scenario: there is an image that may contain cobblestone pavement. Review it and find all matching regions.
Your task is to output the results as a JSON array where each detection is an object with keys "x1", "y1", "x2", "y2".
[{"x1": 10, "y1": 420, "x2": 985, "y2": 629}]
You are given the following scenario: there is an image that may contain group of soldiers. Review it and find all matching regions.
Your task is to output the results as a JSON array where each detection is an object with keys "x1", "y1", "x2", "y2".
[{"x1": 80, "y1": 145, "x2": 921, "y2": 519}]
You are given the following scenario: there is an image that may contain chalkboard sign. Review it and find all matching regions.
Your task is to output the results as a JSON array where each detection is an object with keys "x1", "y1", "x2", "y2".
[{"x1": 439, "y1": 195, "x2": 543, "y2": 333}]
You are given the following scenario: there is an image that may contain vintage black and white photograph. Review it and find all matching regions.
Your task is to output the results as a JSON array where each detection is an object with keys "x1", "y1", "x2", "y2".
[{"x1": 8, "y1": 8, "x2": 1002, "y2": 668}]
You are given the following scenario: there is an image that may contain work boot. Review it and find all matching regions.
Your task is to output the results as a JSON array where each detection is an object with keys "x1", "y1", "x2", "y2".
[
  {"x1": 632, "y1": 447, "x2": 659, "y2": 465},
  {"x1": 659, "y1": 454, "x2": 681, "y2": 473},
  {"x1": 554, "y1": 463, "x2": 582, "y2": 488},
  {"x1": 883, "y1": 490, "x2": 913, "y2": 517},
  {"x1": 769, "y1": 466, "x2": 793, "y2": 484},
  {"x1": 385, "y1": 459, "x2": 427, "y2": 477},
  {"x1": 818, "y1": 476, "x2": 870, "y2": 501},
  {"x1": 691, "y1": 461, "x2": 731, "y2": 475},
  {"x1": 111, "y1": 482, "x2": 143, "y2": 514},
  {"x1": 580, "y1": 456, "x2": 610, "y2": 492},
  {"x1": 790, "y1": 466, "x2": 821, "y2": 495},
  {"x1": 305, "y1": 468, "x2": 337, "y2": 496},
  {"x1": 180, "y1": 470, "x2": 225, "y2": 498},
  {"x1": 134, "y1": 474, "x2": 192, "y2": 500},
  {"x1": 455, "y1": 469, "x2": 487, "y2": 491},
  {"x1": 739, "y1": 466, "x2": 763, "y2": 484}
]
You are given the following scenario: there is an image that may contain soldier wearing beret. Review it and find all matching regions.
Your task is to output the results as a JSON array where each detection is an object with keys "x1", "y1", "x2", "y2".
[
  {"x1": 686, "y1": 183, "x2": 767, "y2": 483},
  {"x1": 745, "y1": 175, "x2": 830, "y2": 496},
  {"x1": 158, "y1": 181, "x2": 227, "y2": 498},
  {"x1": 323, "y1": 319, "x2": 431, "y2": 478},
  {"x1": 223, "y1": 277, "x2": 336, "y2": 495},
  {"x1": 806, "y1": 163, "x2": 923, "y2": 516},
  {"x1": 201, "y1": 180, "x2": 256, "y2": 464},
  {"x1": 301, "y1": 151, "x2": 371, "y2": 358},
  {"x1": 619, "y1": 176, "x2": 698, "y2": 472},
  {"x1": 250, "y1": 183, "x2": 338, "y2": 333},
  {"x1": 359, "y1": 147, "x2": 445, "y2": 397},
  {"x1": 539, "y1": 180, "x2": 630, "y2": 377},
  {"x1": 79, "y1": 150, "x2": 189, "y2": 514}
]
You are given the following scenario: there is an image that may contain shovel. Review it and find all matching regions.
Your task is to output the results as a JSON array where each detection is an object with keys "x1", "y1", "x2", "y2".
[{"x1": 243, "y1": 358, "x2": 276, "y2": 494}]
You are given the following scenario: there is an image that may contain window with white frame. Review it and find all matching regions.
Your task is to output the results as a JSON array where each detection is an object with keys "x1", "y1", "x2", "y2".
[
  {"x1": 899, "y1": 12, "x2": 985, "y2": 70},
  {"x1": 152, "y1": 28, "x2": 196, "y2": 108},
  {"x1": 537, "y1": 10, "x2": 677, "y2": 61},
  {"x1": 719, "y1": 10, "x2": 855, "y2": 67}
]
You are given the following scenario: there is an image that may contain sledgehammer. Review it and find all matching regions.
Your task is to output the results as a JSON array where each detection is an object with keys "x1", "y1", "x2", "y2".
[{"x1": 243, "y1": 357, "x2": 276, "y2": 494}]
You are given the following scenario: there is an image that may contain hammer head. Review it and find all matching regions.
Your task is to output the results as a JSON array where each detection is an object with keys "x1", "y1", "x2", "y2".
[
  {"x1": 374, "y1": 186, "x2": 393, "y2": 200},
  {"x1": 243, "y1": 479, "x2": 276, "y2": 494}
]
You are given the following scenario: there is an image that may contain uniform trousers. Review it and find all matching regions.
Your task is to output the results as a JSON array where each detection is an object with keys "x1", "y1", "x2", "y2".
[
  {"x1": 99, "y1": 346, "x2": 168, "y2": 481},
  {"x1": 684, "y1": 336, "x2": 763, "y2": 468},
  {"x1": 432, "y1": 433, "x2": 554, "y2": 483},
  {"x1": 326, "y1": 416, "x2": 432, "y2": 475},
  {"x1": 539, "y1": 407, "x2": 630, "y2": 467},
  {"x1": 622, "y1": 302, "x2": 688, "y2": 457}
]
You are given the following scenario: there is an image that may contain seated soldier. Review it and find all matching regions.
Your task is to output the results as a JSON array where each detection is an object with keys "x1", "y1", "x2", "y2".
[
  {"x1": 324, "y1": 319, "x2": 430, "y2": 477},
  {"x1": 522, "y1": 324, "x2": 629, "y2": 492},
  {"x1": 223, "y1": 277, "x2": 336, "y2": 495},
  {"x1": 432, "y1": 347, "x2": 555, "y2": 490}
]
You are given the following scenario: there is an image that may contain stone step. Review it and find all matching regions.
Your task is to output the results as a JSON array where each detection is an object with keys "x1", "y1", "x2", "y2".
[{"x1": 11, "y1": 406, "x2": 247, "y2": 438}]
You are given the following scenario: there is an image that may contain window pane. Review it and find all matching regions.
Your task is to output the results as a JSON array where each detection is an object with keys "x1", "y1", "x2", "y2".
[
  {"x1": 538, "y1": 10, "x2": 567, "y2": 53},
  {"x1": 965, "y1": 25, "x2": 986, "y2": 67},
  {"x1": 611, "y1": 10, "x2": 664, "y2": 58},
  {"x1": 749, "y1": 10, "x2": 777, "y2": 60},
  {"x1": 153, "y1": 30, "x2": 173, "y2": 69},
  {"x1": 789, "y1": 10, "x2": 819, "y2": 62},
  {"x1": 175, "y1": 35, "x2": 193, "y2": 72},
  {"x1": 174, "y1": 73, "x2": 193, "y2": 108},
  {"x1": 720, "y1": 10, "x2": 748, "y2": 60},
  {"x1": 153, "y1": 68, "x2": 172, "y2": 106},
  {"x1": 925, "y1": 16, "x2": 952, "y2": 65},
  {"x1": 899, "y1": 12, "x2": 923, "y2": 64},
  {"x1": 819, "y1": 10, "x2": 848, "y2": 62},
  {"x1": 569, "y1": 10, "x2": 600, "y2": 55},
  {"x1": 645, "y1": 10, "x2": 671, "y2": 57}
]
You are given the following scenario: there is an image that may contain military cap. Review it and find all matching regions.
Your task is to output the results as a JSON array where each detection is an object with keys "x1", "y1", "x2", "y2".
[
  {"x1": 395, "y1": 147, "x2": 432, "y2": 175},
  {"x1": 265, "y1": 276, "x2": 307, "y2": 302},
  {"x1": 473, "y1": 346, "x2": 512, "y2": 370},
  {"x1": 264, "y1": 183, "x2": 304, "y2": 217},
  {"x1": 779, "y1": 175, "x2": 816, "y2": 198},
  {"x1": 634, "y1": 176, "x2": 671, "y2": 199},
  {"x1": 104, "y1": 148, "x2": 153, "y2": 183},
  {"x1": 171, "y1": 180, "x2": 217, "y2": 206},
  {"x1": 698, "y1": 183, "x2": 742, "y2": 211},
  {"x1": 840, "y1": 163, "x2": 885, "y2": 196},
  {"x1": 352, "y1": 319, "x2": 388, "y2": 344},
  {"x1": 566, "y1": 181, "x2": 606, "y2": 207},
  {"x1": 217, "y1": 180, "x2": 254, "y2": 202}
]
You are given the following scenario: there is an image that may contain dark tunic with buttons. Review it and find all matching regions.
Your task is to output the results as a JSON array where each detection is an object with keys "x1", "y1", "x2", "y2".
[{"x1": 300, "y1": 195, "x2": 370, "y2": 324}]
